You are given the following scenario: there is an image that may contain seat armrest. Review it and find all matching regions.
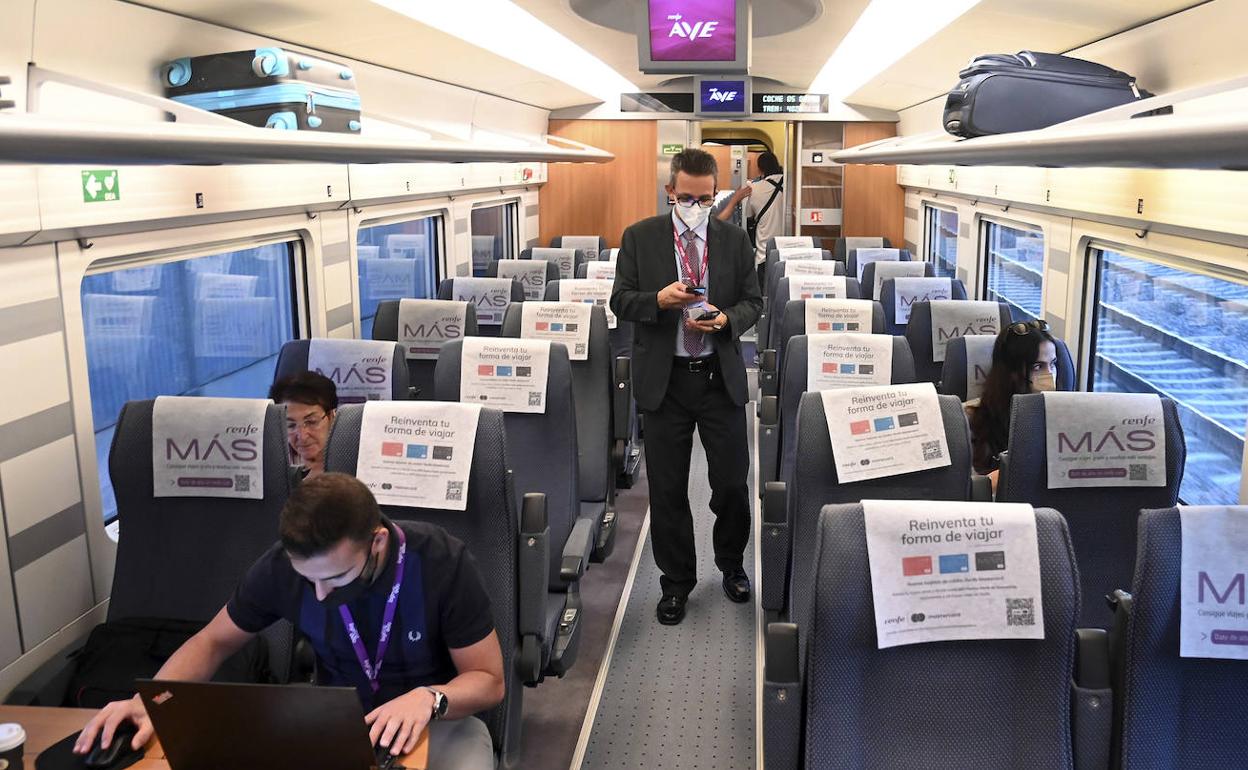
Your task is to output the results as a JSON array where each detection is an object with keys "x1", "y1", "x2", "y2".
[
  {"x1": 761, "y1": 482, "x2": 790, "y2": 612},
  {"x1": 1072, "y1": 629, "x2": 1113, "y2": 770},
  {"x1": 970, "y1": 474, "x2": 992, "y2": 502},
  {"x1": 1075, "y1": 628, "x2": 1111, "y2": 690},
  {"x1": 517, "y1": 493, "x2": 550, "y2": 641},
  {"x1": 996, "y1": 450, "x2": 1012, "y2": 497},
  {"x1": 758, "y1": 396, "x2": 780, "y2": 490},
  {"x1": 612, "y1": 356, "x2": 631, "y2": 441},
  {"x1": 1108, "y1": 590, "x2": 1133, "y2": 769},
  {"x1": 763, "y1": 622, "x2": 801, "y2": 770},
  {"x1": 760, "y1": 349, "x2": 779, "y2": 399},
  {"x1": 561, "y1": 516, "x2": 596, "y2": 583}
]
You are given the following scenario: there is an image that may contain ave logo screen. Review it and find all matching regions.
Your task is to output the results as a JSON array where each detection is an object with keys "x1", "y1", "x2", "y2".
[
  {"x1": 649, "y1": 0, "x2": 737, "y2": 62},
  {"x1": 698, "y1": 78, "x2": 748, "y2": 114}
]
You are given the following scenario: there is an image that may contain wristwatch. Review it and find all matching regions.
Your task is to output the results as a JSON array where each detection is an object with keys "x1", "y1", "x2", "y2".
[{"x1": 424, "y1": 687, "x2": 448, "y2": 721}]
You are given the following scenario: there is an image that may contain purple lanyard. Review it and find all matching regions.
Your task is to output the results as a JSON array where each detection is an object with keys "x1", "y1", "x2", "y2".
[{"x1": 339, "y1": 525, "x2": 406, "y2": 694}]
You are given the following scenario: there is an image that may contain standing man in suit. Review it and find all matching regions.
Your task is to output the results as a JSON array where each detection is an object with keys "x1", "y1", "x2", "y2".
[{"x1": 610, "y1": 149, "x2": 763, "y2": 625}]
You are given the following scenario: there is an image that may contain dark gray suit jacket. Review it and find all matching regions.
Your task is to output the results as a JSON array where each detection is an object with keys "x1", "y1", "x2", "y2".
[{"x1": 610, "y1": 214, "x2": 763, "y2": 411}]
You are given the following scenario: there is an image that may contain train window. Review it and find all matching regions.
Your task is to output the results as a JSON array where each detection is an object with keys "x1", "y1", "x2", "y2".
[
  {"x1": 470, "y1": 202, "x2": 517, "y2": 276},
  {"x1": 80, "y1": 242, "x2": 301, "y2": 522},
  {"x1": 982, "y1": 221, "x2": 1044, "y2": 321},
  {"x1": 924, "y1": 205, "x2": 958, "y2": 279},
  {"x1": 356, "y1": 215, "x2": 441, "y2": 339},
  {"x1": 1089, "y1": 247, "x2": 1247, "y2": 505}
]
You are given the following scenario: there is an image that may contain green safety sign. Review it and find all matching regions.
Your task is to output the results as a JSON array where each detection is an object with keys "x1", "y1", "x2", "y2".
[
  {"x1": 661, "y1": 144, "x2": 684, "y2": 155},
  {"x1": 82, "y1": 170, "x2": 120, "y2": 203}
]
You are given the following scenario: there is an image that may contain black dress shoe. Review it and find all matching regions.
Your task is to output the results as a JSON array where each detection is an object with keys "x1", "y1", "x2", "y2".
[
  {"x1": 657, "y1": 594, "x2": 687, "y2": 625},
  {"x1": 722, "y1": 568, "x2": 751, "y2": 603}
]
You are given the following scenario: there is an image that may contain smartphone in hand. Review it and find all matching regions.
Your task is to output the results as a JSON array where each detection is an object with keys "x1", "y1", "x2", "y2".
[{"x1": 696, "y1": 309, "x2": 721, "y2": 322}]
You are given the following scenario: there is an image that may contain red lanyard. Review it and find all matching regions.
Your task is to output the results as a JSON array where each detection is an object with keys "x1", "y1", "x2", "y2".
[{"x1": 673, "y1": 223, "x2": 708, "y2": 286}]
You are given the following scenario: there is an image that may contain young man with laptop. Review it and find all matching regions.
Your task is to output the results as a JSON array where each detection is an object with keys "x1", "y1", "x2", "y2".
[{"x1": 74, "y1": 473, "x2": 504, "y2": 769}]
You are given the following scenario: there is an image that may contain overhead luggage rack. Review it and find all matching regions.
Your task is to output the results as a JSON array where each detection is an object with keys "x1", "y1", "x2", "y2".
[
  {"x1": 0, "y1": 66, "x2": 613, "y2": 167},
  {"x1": 833, "y1": 75, "x2": 1248, "y2": 171}
]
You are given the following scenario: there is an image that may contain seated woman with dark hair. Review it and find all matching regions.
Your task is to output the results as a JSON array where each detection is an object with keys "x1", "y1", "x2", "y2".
[
  {"x1": 269, "y1": 371, "x2": 338, "y2": 478},
  {"x1": 966, "y1": 320, "x2": 1059, "y2": 484}
]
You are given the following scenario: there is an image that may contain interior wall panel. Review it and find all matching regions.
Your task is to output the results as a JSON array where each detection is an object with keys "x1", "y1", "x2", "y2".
[
  {"x1": 540, "y1": 120, "x2": 658, "y2": 248},
  {"x1": 842, "y1": 122, "x2": 905, "y2": 247}
]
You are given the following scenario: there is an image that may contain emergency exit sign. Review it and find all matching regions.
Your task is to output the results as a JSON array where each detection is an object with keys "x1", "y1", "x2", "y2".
[
  {"x1": 662, "y1": 143, "x2": 684, "y2": 155},
  {"x1": 82, "y1": 170, "x2": 120, "y2": 203}
]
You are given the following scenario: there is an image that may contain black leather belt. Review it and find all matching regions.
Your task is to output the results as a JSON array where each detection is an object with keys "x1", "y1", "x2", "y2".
[{"x1": 674, "y1": 356, "x2": 718, "y2": 373}]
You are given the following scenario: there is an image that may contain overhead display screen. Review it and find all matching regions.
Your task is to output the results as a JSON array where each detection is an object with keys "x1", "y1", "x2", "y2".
[
  {"x1": 638, "y1": 0, "x2": 749, "y2": 74},
  {"x1": 648, "y1": 0, "x2": 737, "y2": 61},
  {"x1": 695, "y1": 77, "x2": 750, "y2": 117},
  {"x1": 754, "y1": 93, "x2": 829, "y2": 114}
]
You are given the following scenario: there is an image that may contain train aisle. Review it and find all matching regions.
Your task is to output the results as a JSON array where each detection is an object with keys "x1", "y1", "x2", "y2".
[{"x1": 574, "y1": 418, "x2": 760, "y2": 769}]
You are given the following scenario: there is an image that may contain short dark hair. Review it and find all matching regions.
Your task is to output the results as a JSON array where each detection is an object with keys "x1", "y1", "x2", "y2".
[
  {"x1": 757, "y1": 151, "x2": 782, "y2": 177},
  {"x1": 280, "y1": 473, "x2": 381, "y2": 558},
  {"x1": 669, "y1": 148, "x2": 718, "y2": 186},
  {"x1": 269, "y1": 371, "x2": 338, "y2": 414}
]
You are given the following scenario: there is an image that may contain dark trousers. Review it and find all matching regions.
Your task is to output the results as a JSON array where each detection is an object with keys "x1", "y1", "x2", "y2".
[{"x1": 642, "y1": 358, "x2": 751, "y2": 598}]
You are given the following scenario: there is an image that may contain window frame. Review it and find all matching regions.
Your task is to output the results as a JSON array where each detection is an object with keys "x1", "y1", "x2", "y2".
[
  {"x1": 1083, "y1": 239, "x2": 1248, "y2": 506},
  {"x1": 922, "y1": 202, "x2": 959, "y2": 280},
  {"x1": 978, "y1": 217, "x2": 1046, "y2": 319},
  {"x1": 469, "y1": 200, "x2": 520, "y2": 273},
  {"x1": 352, "y1": 209, "x2": 447, "y2": 334}
]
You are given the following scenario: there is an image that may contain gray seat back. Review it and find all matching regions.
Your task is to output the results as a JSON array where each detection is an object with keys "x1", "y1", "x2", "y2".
[
  {"x1": 764, "y1": 236, "x2": 824, "y2": 254},
  {"x1": 905, "y1": 300, "x2": 1013, "y2": 385},
  {"x1": 847, "y1": 248, "x2": 913, "y2": 283},
  {"x1": 488, "y1": 259, "x2": 559, "y2": 303},
  {"x1": 763, "y1": 249, "x2": 834, "y2": 295},
  {"x1": 998, "y1": 394, "x2": 1185, "y2": 628},
  {"x1": 860, "y1": 260, "x2": 934, "y2": 302},
  {"x1": 434, "y1": 339, "x2": 579, "y2": 591},
  {"x1": 1119, "y1": 507, "x2": 1248, "y2": 769},
  {"x1": 437, "y1": 278, "x2": 524, "y2": 338},
  {"x1": 939, "y1": 334, "x2": 1075, "y2": 401},
  {"x1": 804, "y1": 503, "x2": 1078, "y2": 769},
  {"x1": 760, "y1": 258, "x2": 844, "y2": 351},
  {"x1": 107, "y1": 400, "x2": 291, "y2": 622},
  {"x1": 774, "y1": 297, "x2": 882, "y2": 401},
  {"x1": 550, "y1": 236, "x2": 607, "y2": 261},
  {"x1": 504, "y1": 291, "x2": 612, "y2": 504},
  {"x1": 371, "y1": 301, "x2": 479, "y2": 400},
  {"x1": 520, "y1": 247, "x2": 585, "y2": 281},
  {"x1": 832, "y1": 236, "x2": 891, "y2": 261},
  {"x1": 879, "y1": 276, "x2": 968, "y2": 335},
  {"x1": 274, "y1": 339, "x2": 411, "y2": 401},
  {"x1": 789, "y1": 392, "x2": 972, "y2": 625},
  {"x1": 324, "y1": 405, "x2": 517, "y2": 756},
  {"x1": 778, "y1": 335, "x2": 916, "y2": 483}
]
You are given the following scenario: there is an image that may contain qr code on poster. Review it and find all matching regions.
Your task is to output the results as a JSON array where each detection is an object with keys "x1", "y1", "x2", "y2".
[
  {"x1": 528, "y1": 391, "x2": 543, "y2": 406},
  {"x1": 1006, "y1": 597, "x2": 1036, "y2": 627},
  {"x1": 1129, "y1": 463, "x2": 1148, "y2": 481},
  {"x1": 234, "y1": 474, "x2": 251, "y2": 493},
  {"x1": 574, "y1": 343, "x2": 587, "y2": 356},
  {"x1": 921, "y1": 440, "x2": 943, "y2": 461},
  {"x1": 446, "y1": 481, "x2": 464, "y2": 502}
]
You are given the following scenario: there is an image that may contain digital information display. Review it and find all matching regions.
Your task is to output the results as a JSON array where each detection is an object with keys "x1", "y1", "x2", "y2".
[
  {"x1": 754, "y1": 93, "x2": 829, "y2": 114},
  {"x1": 696, "y1": 77, "x2": 750, "y2": 116},
  {"x1": 648, "y1": 0, "x2": 737, "y2": 62}
]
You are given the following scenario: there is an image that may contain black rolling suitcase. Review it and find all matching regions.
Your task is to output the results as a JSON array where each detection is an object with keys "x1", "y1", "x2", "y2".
[
  {"x1": 943, "y1": 51, "x2": 1157, "y2": 138},
  {"x1": 162, "y1": 47, "x2": 361, "y2": 133}
]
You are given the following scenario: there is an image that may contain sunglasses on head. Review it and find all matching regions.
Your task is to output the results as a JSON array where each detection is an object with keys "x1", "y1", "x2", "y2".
[{"x1": 1008, "y1": 319, "x2": 1050, "y2": 336}]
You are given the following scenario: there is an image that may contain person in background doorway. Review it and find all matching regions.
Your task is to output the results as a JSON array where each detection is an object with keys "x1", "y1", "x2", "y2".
[
  {"x1": 611, "y1": 148, "x2": 763, "y2": 626},
  {"x1": 966, "y1": 320, "x2": 1059, "y2": 487},
  {"x1": 717, "y1": 150, "x2": 784, "y2": 292},
  {"x1": 269, "y1": 371, "x2": 338, "y2": 479}
]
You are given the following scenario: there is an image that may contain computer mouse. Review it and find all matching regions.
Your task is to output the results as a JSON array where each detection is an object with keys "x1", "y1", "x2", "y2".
[{"x1": 83, "y1": 722, "x2": 140, "y2": 769}]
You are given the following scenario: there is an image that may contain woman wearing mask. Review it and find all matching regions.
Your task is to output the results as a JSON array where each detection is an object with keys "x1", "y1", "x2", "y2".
[
  {"x1": 966, "y1": 320, "x2": 1059, "y2": 483},
  {"x1": 269, "y1": 371, "x2": 338, "y2": 479}
]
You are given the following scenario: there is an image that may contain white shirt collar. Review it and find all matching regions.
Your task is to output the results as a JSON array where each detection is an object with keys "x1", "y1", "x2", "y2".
[{"x1": 671, "y1": 207, "x2": 709, "y2": 242}]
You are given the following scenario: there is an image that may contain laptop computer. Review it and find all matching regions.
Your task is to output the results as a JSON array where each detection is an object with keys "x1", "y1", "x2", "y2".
[{"x1": 135, "y1": 680, "x2": 395, "y2": 770}]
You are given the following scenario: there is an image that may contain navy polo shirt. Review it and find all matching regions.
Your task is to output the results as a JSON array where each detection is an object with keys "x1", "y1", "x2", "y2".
[{"x1": 226, "y1": 519, "x2": 495, "y2": 709}]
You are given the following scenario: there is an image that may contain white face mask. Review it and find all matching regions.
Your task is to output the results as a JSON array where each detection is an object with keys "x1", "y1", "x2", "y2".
[
  {"x1": 1030, "y1": 371, "x2": 1056, "y2": 393},
  {"x1": 674, "y1": 201, "x2": 711, "y2": 230}
]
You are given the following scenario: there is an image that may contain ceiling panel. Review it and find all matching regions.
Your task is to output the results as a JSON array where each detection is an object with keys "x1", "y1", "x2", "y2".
[{"x1": 845, "y1": 0, "x2": 1202, "y2": 111}]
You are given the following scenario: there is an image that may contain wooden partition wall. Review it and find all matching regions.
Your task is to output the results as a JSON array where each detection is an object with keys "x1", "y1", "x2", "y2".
[
  {"x1": 540, "y1": 120, "x2": 658, "y2": 248},
  {"x1": 842, "y1": 123, "x2": 905, "y2": 248}
]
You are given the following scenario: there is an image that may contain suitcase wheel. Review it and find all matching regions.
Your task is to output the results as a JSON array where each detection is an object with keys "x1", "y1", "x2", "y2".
[
  {"x1": 339, "y1": 68, "x2": 355, "y2": 81},
  {"x1": 349, "y1": 120, "x2": 361, "y2": 132},
  {"x1": 252, "y1": 47, "x2": 290, "y2": 78},
  {"x1": 162, "y1": 58, "x2": 192, "y2": 88},
  {"x1": 298, "y1": 59, "x2": 314, "y2": 71},
  {"x1": 266, "y1": 111, "x2": 298, "y2": 130}
]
